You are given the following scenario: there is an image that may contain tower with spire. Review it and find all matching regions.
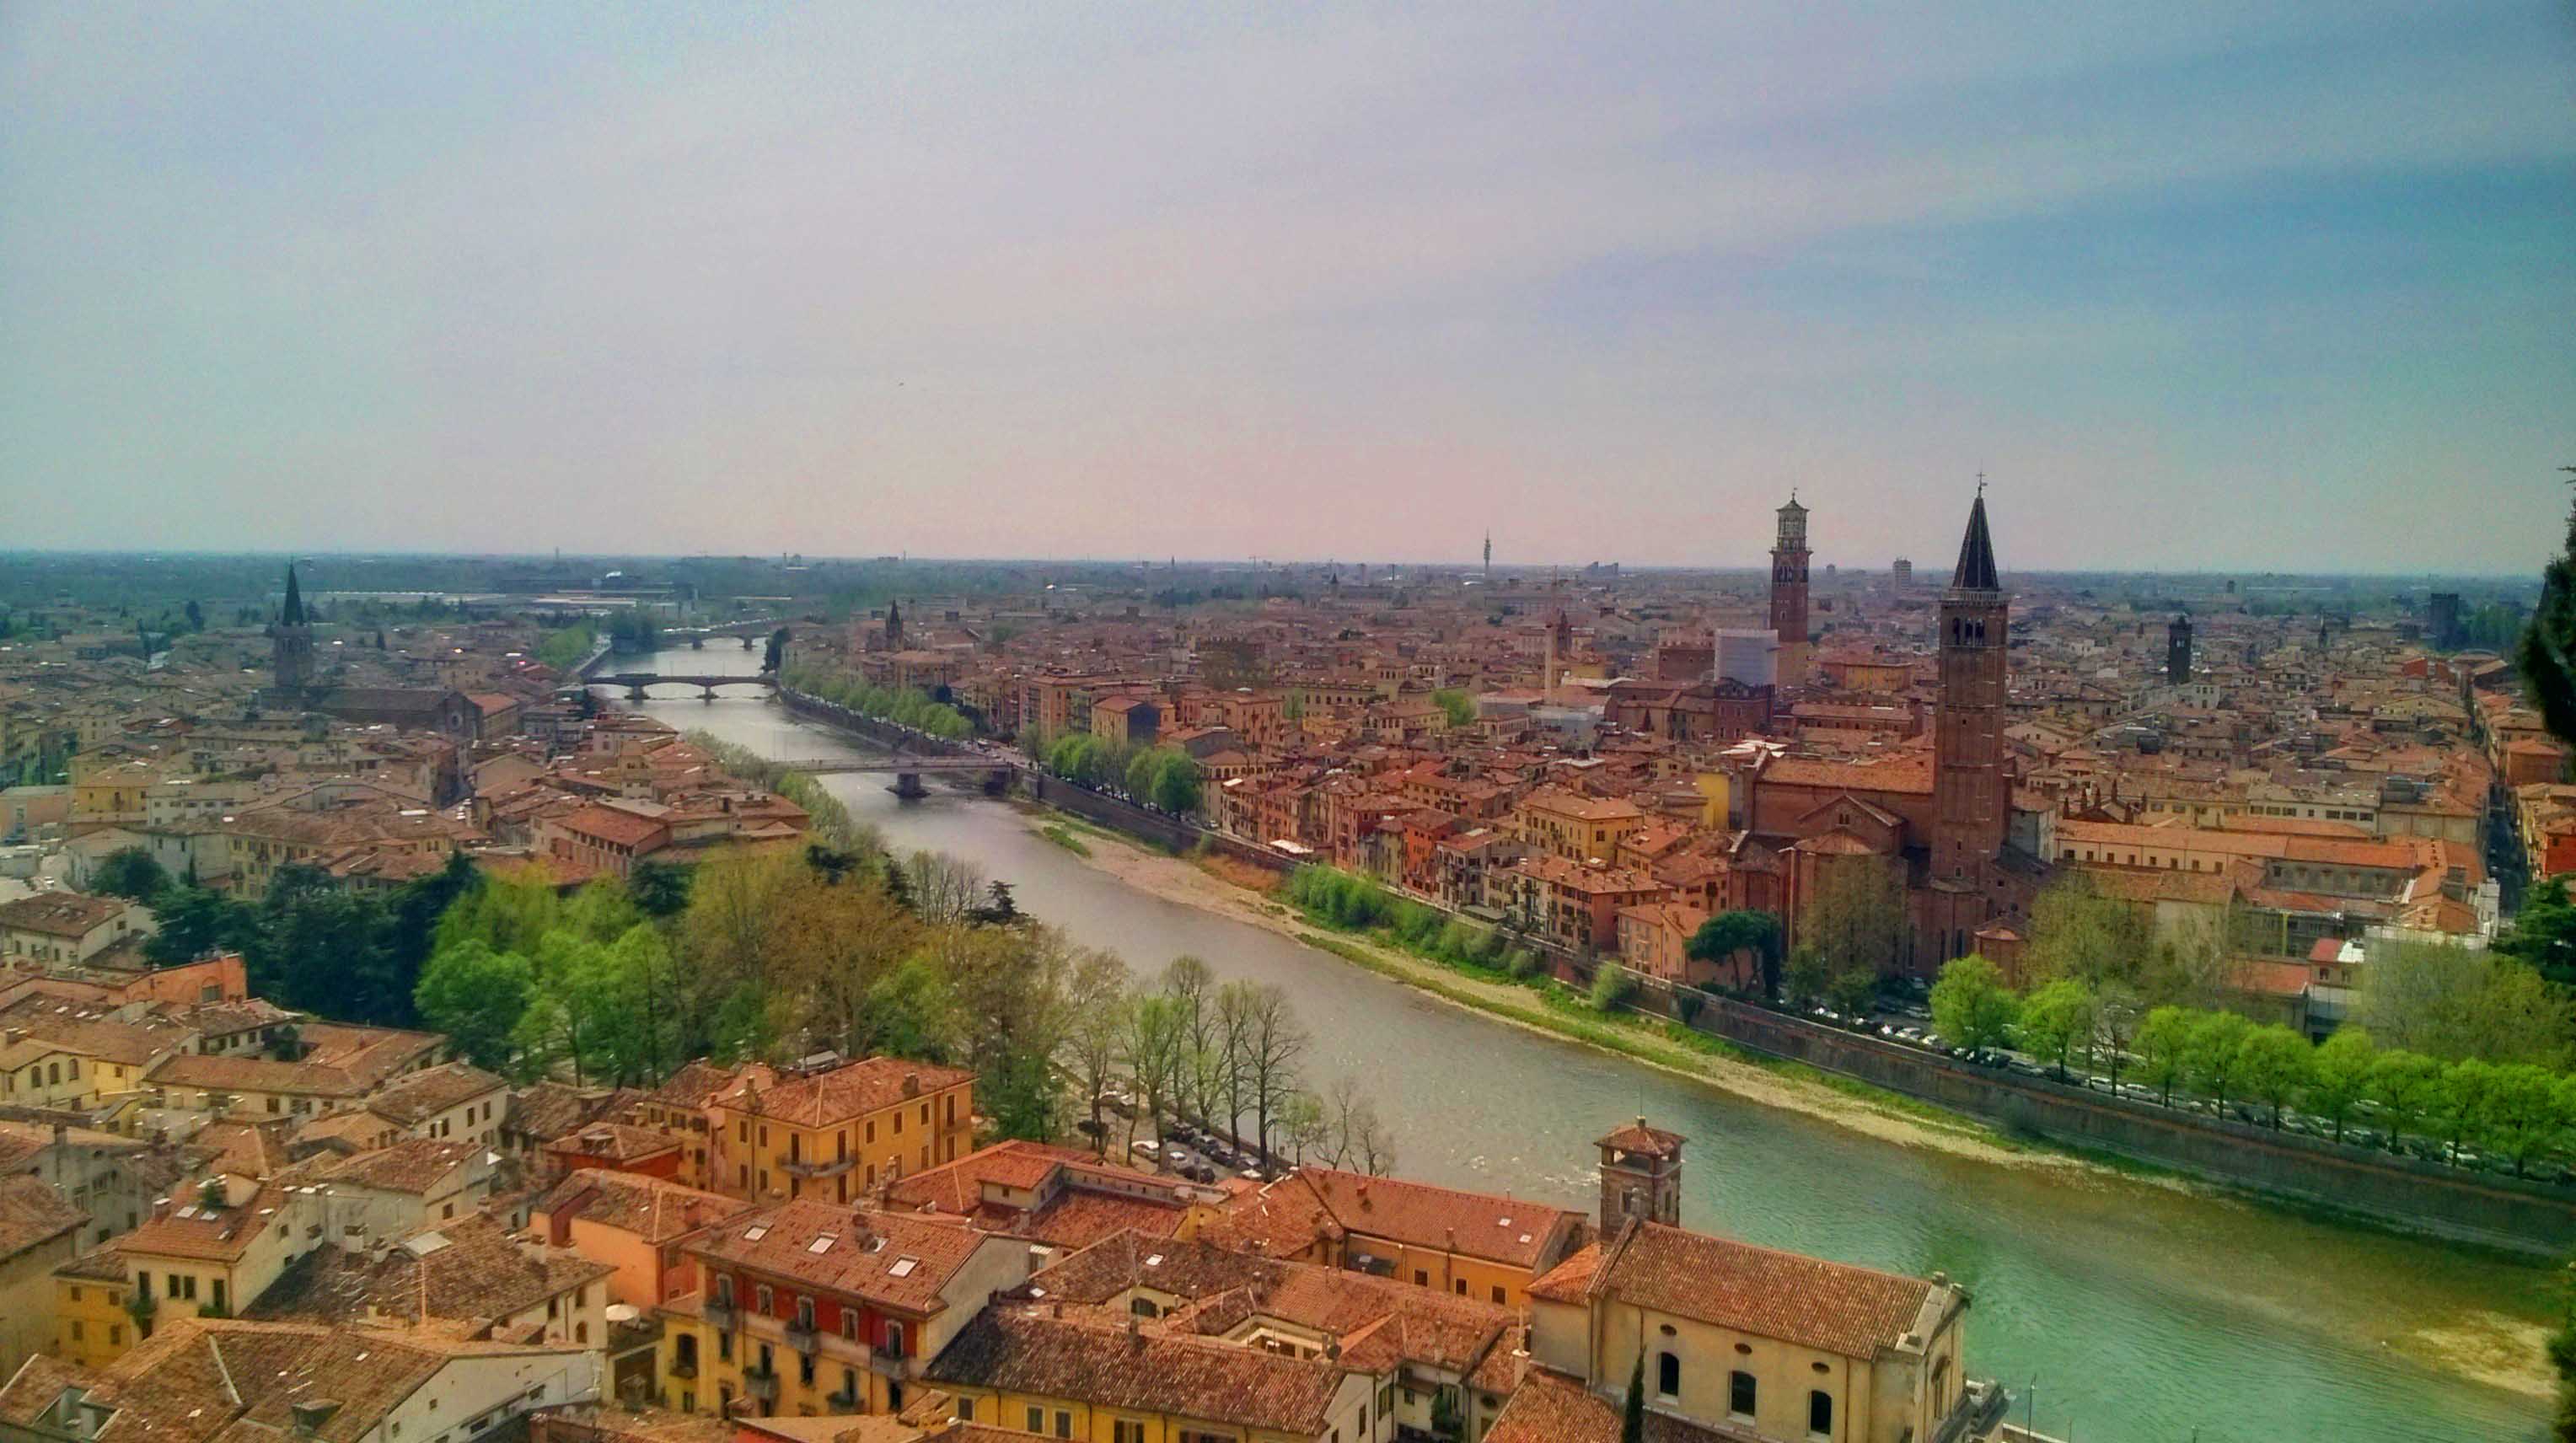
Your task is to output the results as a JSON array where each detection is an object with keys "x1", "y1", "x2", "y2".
[
  {"x1": 1483, "y1": 531, "x2": 1491, "y2": 582},
  {"x1": 1769, "y1": 494, "x2": 1811, "y2": 688},
  {"x1": 2166, "y1": 613, "x2": 2193, "y2": 685},
  {"x1": 272, "y1": 563, "x2": 313, "y2": 698},
  {"x1": 1928, "y1": 489, "x2": 2011, "y2": 962},
  {"x1": 883, "y1": 598, "x2": 904, "y2": 651}
]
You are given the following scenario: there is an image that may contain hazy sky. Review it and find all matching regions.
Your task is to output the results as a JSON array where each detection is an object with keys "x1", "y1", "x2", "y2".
[{"x1": 5, "y1": 3, "x2": 2573, "y2": 572}]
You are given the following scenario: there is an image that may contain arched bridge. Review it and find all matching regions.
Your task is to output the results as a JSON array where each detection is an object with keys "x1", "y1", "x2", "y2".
[
  {"x1": 599, "y1": 672, "x2": 779, "y2": 700},
  {"x1": 771, "y1": 755, "x2": 1021, "y2": 799}
]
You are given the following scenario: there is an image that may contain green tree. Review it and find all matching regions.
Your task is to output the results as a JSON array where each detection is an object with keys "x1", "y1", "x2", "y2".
[
  {"x1": 2014, "y1": 979, "x2": 2097, "y2": 1080},
  {"x1": 1431, "y1": 688, "x2": 1477, "y2": 729},
  {"x1": 92, "y1": 848, "x2": 169, "y2": 902},
  {"x1": 1150, "y1": 754, "x2": 1204, "y2": 815},
  {"x1": 1803, "y1": 858, "x2": 1907, "y2": 983},
  {"x1": 2363, "y1": 1049, "x2": 2446, "y2": 1151},
  {"x1": 2182, "y1": 1011, "x2": 2254, "y2": 1114},
  {"x1": 1825, "y1": 966, "x2": 1879, "y2": 1020},
  {"x1": 143, "y1": 884, "x2": 254, "y2": 967},
  {"x1": 629, "y1": 861, "x2": 693, "y2": 919},
  {"x1": 2437, "y1": 1059, "x2": 2501, "y2": 1164},
  {"x1": 2235, "y1": 1024, "x2": 2313, "y2": 1129},
  {"x1": 1622, "y1": 1351, "x2": 1646, "y2": 1443},
  {"x1": 413, "y1": 940, "x2": 534, "y2": 1071},
  {"x1": 2023, "y1": 874, "x2": 2151, "y2": 990},
  {"x1": 2477, "y1": 1063, "x2": 2570, "y2": 1177},
  {"x1": 2516, "y1": 468, "x2": 2576, "y2": 745},
  {"x1": 1929, "y1": 954, "x2": 2019, "y2": 1054},
  {"x1": 1686, "y1": 910, "x2": 1782, "y2": 998},
  {"x1": 2499, "y1": 877, "x2": 2576, "y2": 989},
  {"x1": 1591, "y1": 962, "x2": 1640, "y2": 1014},
  {"x1": 2135, "y1": 1006, "x2": 2195, "y2": 1107},
  {"x1": 2305, "y1": 1027, "x2": 2376, "y2": 1144}
]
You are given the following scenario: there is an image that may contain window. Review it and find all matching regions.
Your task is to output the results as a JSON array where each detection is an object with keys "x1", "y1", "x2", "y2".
[
  {"x1": 840, "y1": 1312, "x2": 859, "y2": 1340},
  {"x1": 1809, "y1": 1390, "x2": 1833, "y2": 1436},
  {"x1": 955, "y1": 1399, "x2": 972, "y2": 1423},
  {"x1": 1054, "y1": 1412, "x2": 1071, "y2": 1439},
  {"x1": 1491, "y1": 1285, "x2": 1505, "y2": 1305},
  {"x1": 883, "y1": 1321, "x2": 905, "y2": 1358},
  {"x1": 1452, "y1": 1278, "x2": 1465, "y2": 1296},
  {"x1": 1026, "y1": 1407, "x2": 1044, "y2": 1433},
  {"x1": 1730, "y1": 1371, "x2": 1757, "y2": 1419},
  {"x1": 1657, "y1": 1351, "x2": 1681, "y2": 1398},
  {"x1": 796, "y1": 1353, "x2": 811, "y2": 1387},
  {"x1": 756, "y1": 1285, "x2": 773, "y2": 1313},
  {"x1": 1414, "y1": 1269, "x2": 1428, "y2": 1286}
]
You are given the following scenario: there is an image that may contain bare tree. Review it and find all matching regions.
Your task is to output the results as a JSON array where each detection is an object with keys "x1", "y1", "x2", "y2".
[
  {"x1": 903, "y1": 850, "x2": 990, "y2": 926},
  {"x1": 1161, "y1": 955, "x2": 1216, "y2": 1124},
  {"x1": 1323, "y1": 1074, "x2": 1396, "y2": 1174},
  {"x1": 1120, "y1": 994, "x2": 1188, "y2": 1153},
  {"x1": 1237, "y1": 982, "x2": 1309, "y2": 1160},
  {"x1": 1064, "y1": 962, "x2": 1133, "y2": 1156},
  {"x1": 1213, "y1": 980, "x2": 1258, "y2": 1154}
]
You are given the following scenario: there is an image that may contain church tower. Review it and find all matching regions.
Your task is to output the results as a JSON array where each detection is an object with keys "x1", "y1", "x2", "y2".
[
  {"x1": 272, "y1": 563, "x2": 313, "y2": 698},
  {"x1": 1931, "y1": 492, "x2": 2009, "y2": 884},
  {"x1": 1595, "y1": 1118, "x2": 1685, "y2": 1232},
  {"x1": 2166, "y1": 614, "x2": 2192, "y2": 684},
  {"x1": 1769, "y1": 496, "x2": 1811, "y2": 688},
  {"x1": 884, "y1": 598, "x2": 904, "y2": 651}
]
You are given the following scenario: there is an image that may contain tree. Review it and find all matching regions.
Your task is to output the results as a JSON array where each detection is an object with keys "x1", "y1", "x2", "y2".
[
  {"x1": 413, "y1": 941, "x2": 533, "y2": 1071},
  {"x1": 1150, "y1": 754, "x2": 1204, "y2": 816},
  {"x1": 1066, "y1": 967, "x2": 1134, "y2": 1156},
  {"x1": 1825, "y1": 966, "x2": 1879, "y2": 1021},
  {"x1": 2235, "y1": 1024, "x2": 2313, "y2": 1129},
  {"x1": 2476, "y1": 1063, "x2": 2569, "y2": 1177},
  {"x1": 2498, "y1": 877, "x2": 2576, "y2": 989},
  {"x1": 1782, "y1": 946, "x2": 1831, "y2": 1007},
  {"x1": 2093, "y1": 982, "x2": 2141, "y2": 1092},
  {"x1": 2182, "y1": 1011, "x2": 2254, "y2": 1114},
  {"x1": 2358, "y1": 941, "x2": 2574, "y2": 1067},
  {"x1": 1802, "y1": 857, "x2": 1907, "y2": 982},
  {"x1": 2363, "y1": 1049, "x2": 2445, "y2": 1151},
  {"x1": 184, "y1": 599, "x2": 203, "y2": 630},
  {"x1": 1323, "y1": 1074, "x2": 1397, "y2": 1175},
  {"x1": 2305, "y1": 1027, "x2": 2376, "y2": 1144},
  {"x1": 2516, "y1": 467, "x2": 2576, "y2": 746},
  {"x1": 1236, "y1": 982, "x2": 1308, "y2": 1158},
  {"x1": 2023, "y1": 875, "x2": 2151, "y2": 990},
  {"x1": 1120, "y1": 994, "x2": 1188, "y2": 1151},
  {"x1": 2438, "y1": 1059, "x2": 2500, "y2": 1164},
  {"x1": 1277, "y1": 1089, "x2": 1328, "y2": 1167},
  {"x1": 2135, "y1": 1006, "x2": 2194, "y2": 1107},
  {"x1": 1622, "y1": 1350, "x2": 1647, "y2": 1443},
  {"x1": 1687, "y1": 910, "x2": 1782, "y2": 998},
  {"x1": 1591, "y1": 962, "x2": 1639, "y2": 1014},
  {"x1": 629, "y1": 861, "x2": 692, "y2": 919},
  {"x1": 91, "y1": 848, "x2": 169, "y2": 903},
  {"x1": 1431, "y1": 688, "x2": 1477, "y2": 729},
  {"x1": 2014, "y1": 979, "x2": 2097, "y2": 1080},
  {"x1": 1929, "y1": 955, "x2": 2019, "y2": 1054}
]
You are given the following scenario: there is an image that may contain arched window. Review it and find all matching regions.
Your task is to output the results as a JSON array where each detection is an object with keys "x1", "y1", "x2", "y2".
[
  {"x1": 1809, "y1": 1389, "x2": 1833, "y2": 1435},
  {"x1": 1729, "y1": 1371, "x2": 1757, "y2": 1419},
  {"x1": 1656, "y1": 1351, "x2": 1681, "y2": 1398}
]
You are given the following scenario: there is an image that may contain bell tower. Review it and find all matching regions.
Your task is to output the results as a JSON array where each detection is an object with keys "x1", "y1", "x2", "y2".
[
  {"x1": 2166, "y1": 613, "x2": 2192, "y2": 684},
  {"x1": 272, "y1": 563, "x2": 313, "y2": 699},
  {"x1": 1769, "y1": 495, "x2": 1811, "y2": 688},
  {"x1": 1932, "y1": 490, "x2": 2009, "y2": 882},
  {"x1": 1595, "y1": 1118, "x2": 1685, "y2": 1233}
]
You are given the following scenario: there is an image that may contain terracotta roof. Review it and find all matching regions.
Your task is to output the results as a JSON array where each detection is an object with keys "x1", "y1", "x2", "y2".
[
  {"x1": 1595, "y1": 1119, "x2": 1685, "y2": 1160},
  {"x1": 244, "y1": 1213, "x2": 611, "y2": 1329},
  {"x1": 926, "y1": 1310, "x2": 1350, "y2": 1435},
  {"x1": 534, "y1": 1169, "x2": 751, "y2": 1246},
  {"x1": 1296, "y1": 1167, "x2": 1581, "y2": 1271},
  {"x1": 0, "y1": 893, "x2": 131, "y2": 939},
  {"x1": 1486, "y1": 1366, "x2": 1747, "y2": 1443},
  {"x1": 688, "y1": 1200, "x2": 986, "y2": 1317},
  {"x1": 1588, "y1": 1222, "x2": 1948, "y2": 1360},
  {"x1": 547, "y1": 1122, "x2": 680, "y2": 1164},
  {"x1": 0, "y1": 1173, "x2": 86, "y2": 1259},
  {"x1": 366, "y1": 1060, "x2": 506, "y2": 1124},
  {"x1": 719, "y1": 1055, "x2": 974, "y2": 1128}
]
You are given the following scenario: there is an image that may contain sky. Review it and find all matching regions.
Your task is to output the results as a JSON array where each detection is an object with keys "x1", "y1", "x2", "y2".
[{"x1": 3, "y1": 3, "x2": 2573, "y2": 574}]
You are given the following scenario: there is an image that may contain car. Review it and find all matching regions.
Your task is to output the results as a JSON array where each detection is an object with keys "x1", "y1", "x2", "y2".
[
  {"x1": 1238, "y1": 1167, "x2": 1267, "y2": 1182},
  {"x1": 1130, "y1": 1140, "x2": 1161, "y2": 1157}
]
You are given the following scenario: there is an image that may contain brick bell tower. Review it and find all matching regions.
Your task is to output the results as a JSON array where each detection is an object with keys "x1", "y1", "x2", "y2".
[
  {"x1": 1769, "y1": 494, "x2": 1811, "y2": 688},
  {"x1": 1928, "y1": 488, "x2": 2010, "y2": 963}
]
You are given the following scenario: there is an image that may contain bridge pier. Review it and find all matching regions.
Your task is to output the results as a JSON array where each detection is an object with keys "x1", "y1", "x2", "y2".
[
  {"x1": 626, "y1": 685, "x2": 649, "y2": 701},
  {"x1": 890, "y1": 770, "x2": 928, "y2": 800},
  {"x1": 701, "y1": 687, "x2": 720, "y2": 700}
]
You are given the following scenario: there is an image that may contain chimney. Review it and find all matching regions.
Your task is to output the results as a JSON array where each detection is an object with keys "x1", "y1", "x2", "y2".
[
  {"x1": 151, "y1": 1197, "x2": 171, "y2": 1222},
  {"x1": 289, "y1": 1401, "x2": 341, "y2": 1438}
]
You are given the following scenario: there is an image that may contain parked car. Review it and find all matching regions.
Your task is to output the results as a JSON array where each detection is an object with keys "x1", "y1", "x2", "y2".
[{"x1": 1130, "y1": 1140, "x2": 1161, "y2": 1158}]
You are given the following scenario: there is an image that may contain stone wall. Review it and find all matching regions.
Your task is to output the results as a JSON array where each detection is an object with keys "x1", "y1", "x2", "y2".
[{"x1": 1679, "y1": 990, "x2": 2576, "y2": 1255}]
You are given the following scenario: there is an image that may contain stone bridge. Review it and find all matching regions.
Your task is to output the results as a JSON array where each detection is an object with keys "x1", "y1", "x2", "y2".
[
  {"x1": 773, "y1": 755, "x2": 1019, "y2": 799},
  {"x1": 599, "y1": 672, "x2": 779, "y2": 700}
]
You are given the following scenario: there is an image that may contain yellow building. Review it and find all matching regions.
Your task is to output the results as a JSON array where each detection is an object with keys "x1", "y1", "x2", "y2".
[
  {"x1": 1524, "y1": 1220, "x2": 1972, "y2": 1443},
  {"x1": 656, "y1": 1202, "x2": 1031, "y2": 1419},
  {"x1": 1512, "y1": 787, "x2": 1645, "y2": 864},
  {"x1": 704, "y1": 1057, "x2": 976, "y2": 1205},
  {"x1": 930, "y1": 1310, "x2": 1377, "y2": 1442},
  {"x1": 51, "y1": 1250, "x2": 137, "y2": 1368}
]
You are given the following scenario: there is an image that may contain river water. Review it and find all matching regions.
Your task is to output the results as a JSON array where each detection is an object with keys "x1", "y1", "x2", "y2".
[{"x1": 613, "y1": 648, "x2": 2555, "y2": 1441}]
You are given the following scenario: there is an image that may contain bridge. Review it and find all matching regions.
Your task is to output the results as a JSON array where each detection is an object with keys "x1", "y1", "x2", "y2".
[
  {"x1": 772, "y1": 754, "x2": 1019, "y2": 799},
  {"x1": 598, "y1": 672, "x2": 779, "y2": 700}
]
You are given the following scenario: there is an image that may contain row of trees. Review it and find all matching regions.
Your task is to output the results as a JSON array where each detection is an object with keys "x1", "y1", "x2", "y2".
[
  {"x1": 1038, "y1": 733, "x2": 1205, "y2": 815},
  {"x1": 1927, "y1": 954, "x2": 2576, "y2": 1175},
  {"x1": 781, "y1": 663, "x2": 974, "y2": 740},
  {"x1": 1067, "y1": 955, "x2": 1393, "y2": 1173},
  {"x1": 534, "y1": 621, "x2": 596, "y2": 670},
  {"x1": 1282, "y1": 866, "x2": 1550, "y2": 979}
]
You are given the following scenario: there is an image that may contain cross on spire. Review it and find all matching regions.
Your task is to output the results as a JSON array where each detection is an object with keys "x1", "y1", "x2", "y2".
[{"x1": 1975, "y1": 470, "x2": 1987, "y2": 498}]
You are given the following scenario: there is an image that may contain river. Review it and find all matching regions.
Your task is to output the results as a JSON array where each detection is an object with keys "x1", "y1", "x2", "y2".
[{"x1": 610, "y1": 647, "x2": 2556, "y2": 1441}]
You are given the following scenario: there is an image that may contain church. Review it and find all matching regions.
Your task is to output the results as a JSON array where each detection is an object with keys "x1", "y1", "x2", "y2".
[
  {"x1": 1741, "y1": 492, "x2": 2043, "y2": 975},
  {"x1": 256, "y1": 565, "x2": 481, "y2": 741}
]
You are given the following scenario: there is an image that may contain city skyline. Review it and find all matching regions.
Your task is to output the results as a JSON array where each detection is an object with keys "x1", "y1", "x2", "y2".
[{"x1": 5, "y1": 3, "x2": 2572, "y2": 568}]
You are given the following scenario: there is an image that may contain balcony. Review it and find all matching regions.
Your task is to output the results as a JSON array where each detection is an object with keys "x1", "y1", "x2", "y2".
[
  {"x1": 781, "y1": 1155, "x2": 855, "y2": 1179},
  {"x1": 786, "y1": 1322, "x2": 819, "y2": 1354},
  {"x1": 743, "y1": 1370, "x2": 780, "y2": 1404},
  {"x1": 701, "y1": 1299, "x2": 738, "y2": 1332},
  {"x1": 825, "y1": 1388, "x2": 859, "y2": 1411}
]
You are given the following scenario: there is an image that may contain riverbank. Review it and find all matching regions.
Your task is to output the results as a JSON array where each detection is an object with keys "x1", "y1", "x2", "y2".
[
  {"x1": 1017, "y1": 802, "x2": 2563, "y2": 1400},
  {"x1": 1012, "y1": 799, "x2": 2094, "y2": 1174}
]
